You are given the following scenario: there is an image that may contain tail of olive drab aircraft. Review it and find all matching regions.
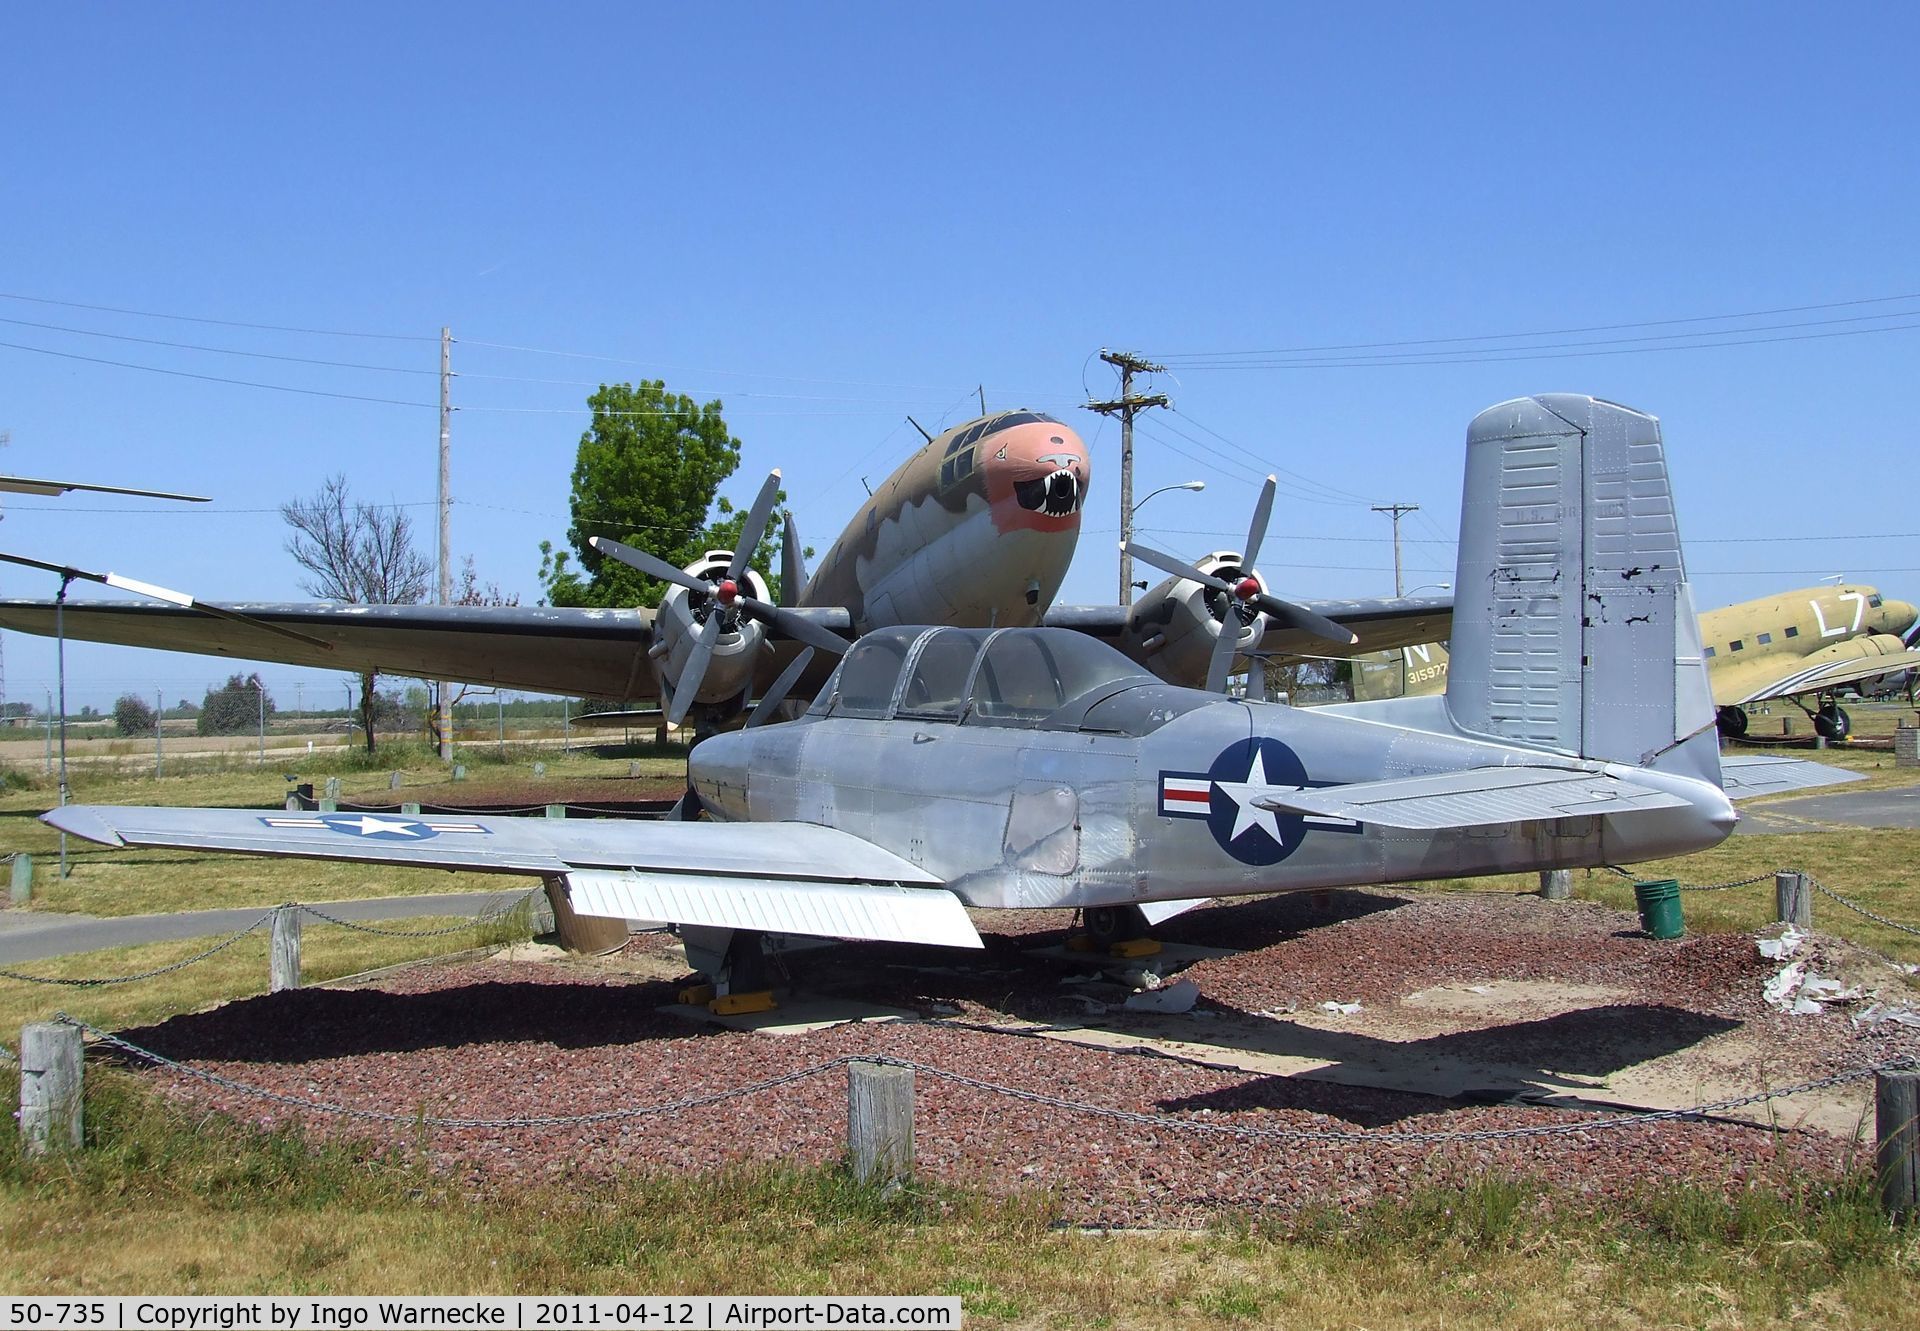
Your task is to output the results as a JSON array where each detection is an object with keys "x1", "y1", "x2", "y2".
[{"x1": 1437, "y1": 394, "x2": 1723, "y2": 786}]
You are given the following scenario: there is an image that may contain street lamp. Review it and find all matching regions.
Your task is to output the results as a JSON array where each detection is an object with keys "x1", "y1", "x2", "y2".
[
  {"x1": 1123, "y1": 481, "x2": 1206, "y2": 603},
  {"x1": 1404, "y1": 582, "x2": 1451, "y2": 597}
]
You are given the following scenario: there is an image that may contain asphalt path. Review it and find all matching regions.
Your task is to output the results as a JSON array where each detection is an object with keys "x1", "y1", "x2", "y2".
[
  {"x1": 0, "y1": 888, "x2": 538, "y2": 967},
  {"x1": 1737, "y1": 785, "x2": 1920, "y2": 835}
]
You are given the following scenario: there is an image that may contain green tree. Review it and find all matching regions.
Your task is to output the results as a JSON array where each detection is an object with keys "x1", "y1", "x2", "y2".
[
  {"x1": 539, "y1": 381, "x2": 747, "y2": 608},
  {"x1": 197, "y1": 673, "x2": 273, "y2": 736},
  {"x1": 111, "y1": 693, "x2": 156, "y2": 737}
]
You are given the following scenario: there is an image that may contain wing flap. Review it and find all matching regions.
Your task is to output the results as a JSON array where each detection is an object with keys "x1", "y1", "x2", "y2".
[
  {"x1": 1255, "y1": 767, "x2": 1693, "y2": 830},
  {"x1": 565, "y1": 869, "x2": 981, "y2": 948}
]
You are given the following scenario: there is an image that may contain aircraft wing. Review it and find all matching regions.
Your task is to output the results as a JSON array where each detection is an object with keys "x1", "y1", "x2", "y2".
[
  {"x1": 1728, "y1": 646, "x2": 1920, "y2": 706},
  {"x1": 1254, "y1": 767, "x2": 1692, "y2": 830},
  {"x1": 41, "y1": 805, "x2": 982, "y2": 949},
  {"x1": 0, "y1": 600, "x2": 662, "y2": 701},
  {"x1": 1045, "y1": 593, "x2": 1452, "y2": 660}
]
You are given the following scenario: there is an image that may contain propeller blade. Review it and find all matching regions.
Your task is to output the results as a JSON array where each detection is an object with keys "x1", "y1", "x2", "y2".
[
  {"x1": 737, "y1": 596, "x2": 850, "y2": 656},
  {"x1": 747, "y1": 647, "x2": 815, "y2": 728},
  {"x1": 588, "y1": 537, "x2": 711, "y2": 595},
  {"x1": 728, "y1": 469, "x2": 784, "y2": 582},
  {"x1": 1239, "y1": 476, "x2": 1277, "y2": 571},
  {"x1": 1253, "y1": 594, "x2": 1360, "y2": 647},
  {"x1": 666, "y1": 613, "x2": 724, "y2": 728},
  {"x1": 1204, "y1": 611, "x2": 1243, "y2": 694},
  {"x1": 0, "y1": 551, "x2": 332, "y2": 649},
  {"x1": 1244, "y1": 655, "x2": 1270, "y2": 702},
  {"x1": 665, "y1": 789, "x2": 705, "y2": 821},
  {"x1": 781, "y1": 511, "x2": 809, "y2": 608},
  {"x1": 1120, "y1": 541, "x2": 1236, "y2": 595}
]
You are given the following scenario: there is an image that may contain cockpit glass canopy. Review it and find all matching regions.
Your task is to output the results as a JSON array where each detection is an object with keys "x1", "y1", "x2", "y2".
[{"x1": 824, "y1": 626, "x2": 1162, "y2": 728}]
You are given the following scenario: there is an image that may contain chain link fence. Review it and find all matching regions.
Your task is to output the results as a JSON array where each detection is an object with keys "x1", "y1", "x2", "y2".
[{"x1": 56, "y1": 1015, "x2": 1920, "y2": 1146}]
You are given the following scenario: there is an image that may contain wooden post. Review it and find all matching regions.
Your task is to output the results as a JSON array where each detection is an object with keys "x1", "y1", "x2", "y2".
[
  {"x1": 847, "y1": 1061, "x2": 914, "y2": 1186},
  {"x1": 270, "y1": 906, "x2": 302, "y2": 992},
  {"x1": 1539, "y1": 868, "x2": 1571, "y2": 901},
  {"x1": 20, "y1": 1021, "x2": 83, "y2": 1154},
  {"x1": 545, "y1": 803, "x2": 566, "y2": 819},
  {"x1": 452, "y1": 764, "x2": 467, "y2": 782},
  {"x1": 389, "y1": 771, "x2": 403, "y2": 790},
  {"x1": 1878, "y1": 1068, "x2": 1919, "y2": 1220},
  {"x1": 324, "y1": 777, "x2": 342, "y2": 801},
  {"x1": 9, "y1": 852, "x2": 32, "y2": 906},
  {"x1": 401, "y1": 802, "x2": 421, "y2": 815},
  {"x1": 283, "y1": 792, "x2": 301, "y2": 812},
  {"x1": 1775, "y1": 871, "x2": 1812, "y2": 929}
]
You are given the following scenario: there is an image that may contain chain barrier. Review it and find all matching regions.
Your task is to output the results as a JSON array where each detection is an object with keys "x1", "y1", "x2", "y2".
[
  {"x1": 1807, "y1": 875, "x2": 1920, "y2": 938},
  {"x1": 0, "y1": 893, "x2": 540, "y2": 987},
  {"x1": 1600, "y1": 864, "x2": 1784, "y2": 892},
  {"x1": 56, "y1": 1015, "x2": 1920, "y2": 1146},
  {"x1": 298, "y1": 889, "x2": 541, "y2": 939},
  {"x1": 0, "y1": 911, "x2": 279, "y2": 987}
]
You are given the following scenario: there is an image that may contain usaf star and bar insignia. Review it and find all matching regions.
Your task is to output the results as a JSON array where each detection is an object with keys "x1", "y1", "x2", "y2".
[
  {"x1": 257, "y1": 813, "x2": 490, "y2": 841},
  {"x1": 1159, "y1": 736, "x2": 1359, "y2": 866}
]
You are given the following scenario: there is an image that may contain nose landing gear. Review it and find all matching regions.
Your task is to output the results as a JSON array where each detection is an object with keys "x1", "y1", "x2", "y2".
[{"x1": 1072, "y1": 905, "x2": 1162, "y2": 959}]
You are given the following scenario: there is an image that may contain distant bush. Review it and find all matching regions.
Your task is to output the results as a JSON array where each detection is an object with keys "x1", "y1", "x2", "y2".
[{"x1": 112, "y1": 693, "x2": 158, "y2": 737}]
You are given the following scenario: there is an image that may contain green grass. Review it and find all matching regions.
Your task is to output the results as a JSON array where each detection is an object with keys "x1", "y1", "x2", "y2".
[{"x1": 0, "y1": 1068, "x2": 1915, "y2": 1321}]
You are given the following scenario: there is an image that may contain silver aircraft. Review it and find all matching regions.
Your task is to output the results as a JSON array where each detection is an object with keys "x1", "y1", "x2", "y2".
[{"x1": 43, "y1": 395, "x2": 1852, "y2": 1010}]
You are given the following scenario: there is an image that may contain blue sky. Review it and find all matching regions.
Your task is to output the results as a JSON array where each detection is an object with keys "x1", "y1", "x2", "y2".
[{"x1": 2, "y1": 3, "x2": 1916, "y2": 710}]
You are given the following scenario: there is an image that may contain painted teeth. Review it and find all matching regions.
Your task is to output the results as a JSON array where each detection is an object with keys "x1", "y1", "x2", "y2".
[{"x1": 1042, "y1": 469, "x2": 1079, "y2": 515}]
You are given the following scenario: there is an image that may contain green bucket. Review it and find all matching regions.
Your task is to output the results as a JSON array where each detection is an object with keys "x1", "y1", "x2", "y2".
[{"x1": 1634, "y1": 878, "x2": 1685, "y2": 940}]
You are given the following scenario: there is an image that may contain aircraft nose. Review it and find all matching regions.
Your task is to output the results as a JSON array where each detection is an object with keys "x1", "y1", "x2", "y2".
[{"x1": 982, "y1": 422, "x2": 1090, "y2": 524}]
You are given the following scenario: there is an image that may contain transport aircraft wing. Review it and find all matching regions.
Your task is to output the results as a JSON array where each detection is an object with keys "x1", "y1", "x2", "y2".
[
  {"x1": 1043, "y1": 592, "x2": 1453, "y2": 659},
  {"x1": 42, "y1": 804, "x2": 982, "y2": 950},
  {"x1": 0, "y1": 598, "x2": 854, "y2": 702},
  {"x1": 1715, "y1": 754, "x2": 1867, "y2": 798},
  {"x1": 1727, "y1": 647, "x2": 1920, "y2": 706}
]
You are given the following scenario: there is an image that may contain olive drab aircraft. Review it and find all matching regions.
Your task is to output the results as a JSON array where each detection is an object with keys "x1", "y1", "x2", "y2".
[
  {"x1": 1348, "y1": 587, "x2": 1920, "y2": 742},
  {"x1": 0, "y1": 410, "x2": 1449, "y2": 723},
  {"x1": 44, "y1": 395, "x2": 1858, "y2": 1011}
]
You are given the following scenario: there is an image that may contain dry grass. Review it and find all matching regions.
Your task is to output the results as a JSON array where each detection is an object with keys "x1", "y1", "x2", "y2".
[
  {"x1": 0, "y1": 911, "x2": 530, "y2": 1039},
  {"x1": 0, "y1": 1077, "x2": 1915, "y2": 1322}
]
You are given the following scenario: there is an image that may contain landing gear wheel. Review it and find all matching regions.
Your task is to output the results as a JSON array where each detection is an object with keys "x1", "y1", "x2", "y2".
[
  {"x1": 1084, "y1": 905, "x2": 1150, "y2": 946},
  {"x1": 1716, "y1": 706, "x2": 1749, "y2": 739},
  {"x1": 1814, "y1": 704, "x2": 1851, "y2": 741}
]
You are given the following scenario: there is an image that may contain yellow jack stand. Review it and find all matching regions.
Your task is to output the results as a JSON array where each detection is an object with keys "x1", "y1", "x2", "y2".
[
  {"x1": 1109, "y1": 938, "x2": 1162, "y2": 959},
  {"x1": 709, "y1": 989, "x2": 777, "y2": 1016},
  {"x1": 677, "y1": 983, "x2": 716, "y2": 1007},
  {"x1": 1065, "y1": 934, "x2": 1098, "y2": 953}
]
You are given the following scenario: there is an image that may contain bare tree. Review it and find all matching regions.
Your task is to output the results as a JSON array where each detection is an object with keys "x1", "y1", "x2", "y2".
[{"x1": 282, "y1": 475, "x2": 432, "y2": 753}]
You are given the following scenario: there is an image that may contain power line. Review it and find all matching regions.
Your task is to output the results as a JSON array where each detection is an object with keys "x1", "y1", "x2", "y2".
[
  {"x1": 0, "y1": 291, "x2": 434, "y2": 341},
  {"x1": 1167, "y1": 407, "x2": 1382, "y2": 505},
  {"x1": 1156, "y1": 318, "x2": 1920, "y2": 370},
  {"x1": 0, "y1": 315, "x2": 436, "y2": 375},
  {"x1": 1154, "y1": 290, "x2": 1920, "y2": 359},
  {"x1": 0, "y1": 339, "x2": 437, "y2": 408}
]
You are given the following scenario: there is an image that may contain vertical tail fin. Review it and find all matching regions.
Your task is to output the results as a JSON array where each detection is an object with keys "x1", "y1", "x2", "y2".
[{"x1": 1444, "y1": 395, "x2": 1719, "y2": 783}]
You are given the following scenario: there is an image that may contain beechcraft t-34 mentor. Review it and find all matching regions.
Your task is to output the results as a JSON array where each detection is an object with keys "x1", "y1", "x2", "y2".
[
  {"x1": 46, "y1": 395, "x2": 1856, "y2": 1011},
  {"x1": 0, "y1": 408, "x2": 1449, "y2": 722}
]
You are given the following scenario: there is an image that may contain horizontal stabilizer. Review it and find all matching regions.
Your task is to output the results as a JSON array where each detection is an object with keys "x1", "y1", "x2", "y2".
[
  {"x1": 1717, "y1": 754, "x2": 1866, "y2": 799},
  {"x1": 565, "y1": 869, "x2": 981, "y2": 948},
  {"x1": 1255, "y1": 767, "x2": 1693, "y2": 830}
]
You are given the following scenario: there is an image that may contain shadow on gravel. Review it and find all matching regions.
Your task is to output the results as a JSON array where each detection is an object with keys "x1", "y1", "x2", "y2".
[
  {"x1": 114, "y1": 977, "x2": 714, "y2": 1064},
  {"x1": 1153, "y1": 1001, "x2": 1740, "y2": 1125}
]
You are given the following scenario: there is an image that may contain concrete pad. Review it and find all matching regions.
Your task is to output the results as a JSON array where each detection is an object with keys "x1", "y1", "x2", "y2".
[
  {"x1": 1735, "y1": 785, "x2": 1920, "y2": 833},
  {"x1": 660, "y1": 993, "x2": 922, "y2": 1035}
]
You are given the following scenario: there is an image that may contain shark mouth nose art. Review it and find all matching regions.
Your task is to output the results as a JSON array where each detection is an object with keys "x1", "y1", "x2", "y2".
[{"x1": 1016, "y1": 468, "x2": 1082, "y2": 516}]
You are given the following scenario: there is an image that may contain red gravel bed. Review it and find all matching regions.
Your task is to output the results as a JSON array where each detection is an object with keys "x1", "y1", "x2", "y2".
[{"x1": 111, "y1": 891, "x2": 1917, "y2": 1227}]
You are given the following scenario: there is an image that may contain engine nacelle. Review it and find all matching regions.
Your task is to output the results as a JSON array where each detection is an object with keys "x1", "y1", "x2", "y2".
[
  {"x1": 647, "y1": 550, "x2": 772, "y2": 722},
  {"x1": 1118, "y1": 551, "x2": 1268, "y2": 688}
]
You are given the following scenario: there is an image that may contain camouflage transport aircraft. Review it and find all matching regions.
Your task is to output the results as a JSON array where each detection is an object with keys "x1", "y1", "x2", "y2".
[
  {"x1": 1351, "y1": 586, "x2": 1920, "y2": 741},
  {"x1": 47, "y1": 395, "x2": 1852, "y2": 1010},
  {"x1": 0, "y1": 410, "x2": 1448, "y2": 722}
]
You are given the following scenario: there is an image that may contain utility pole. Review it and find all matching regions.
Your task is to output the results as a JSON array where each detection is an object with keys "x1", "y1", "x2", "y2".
[
  {"x1": 1086, "y1": 350, "x2": 1170, "y2": 605},
  {"x1": 0, "y1": 429, "x2": 10, "y2": 721},
  {"x1": 436, "y1": 327, "x2": 453, "y2": 761},
  {"x1": 1372, "y1": 503, "x2": 1419, "y2": 596}
]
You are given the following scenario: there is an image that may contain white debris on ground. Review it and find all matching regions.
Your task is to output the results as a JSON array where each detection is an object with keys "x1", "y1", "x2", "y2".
[
  {"x1": 1763, "y1": 958, "x2": 1864, "y2": 1015},
  {"x1": 1756, "y1": 926, "x2": 1805, "y2": 961},
  {"x1": 1319, "y1": 1000, "x2": 1363, "y2": 1015},
  {"x1": 1122, "y1": 977, "x2": 1199, "y2": 1014},
  {"x1": 1854, "y1": 1002, "x2": 1920, "y2": 1030}
]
